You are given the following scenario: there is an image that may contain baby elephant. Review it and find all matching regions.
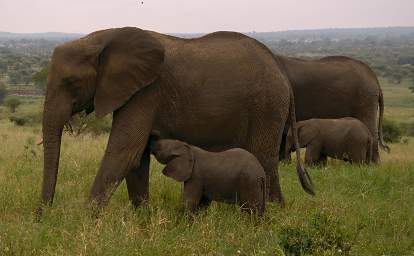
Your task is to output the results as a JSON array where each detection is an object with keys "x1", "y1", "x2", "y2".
[
  {"x1": 150, "y1": 139, "x2": 266, "y2": 216},
  {"x1": 286, "y1": 117, "x2": 373, "y2": 165}
]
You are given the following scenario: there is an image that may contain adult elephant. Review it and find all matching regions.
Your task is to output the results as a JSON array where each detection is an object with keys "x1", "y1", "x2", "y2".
[
  {"x1": 39, "y1": 27, "x2": 313, "y2": 214},
  {"x1": 275, "y1": 55, "x2": 389, "y2": 163}
]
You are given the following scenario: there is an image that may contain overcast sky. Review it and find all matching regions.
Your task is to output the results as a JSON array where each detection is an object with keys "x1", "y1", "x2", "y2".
[{"x1": 1, "y1": 0, "x2": 414, "y2": 33}]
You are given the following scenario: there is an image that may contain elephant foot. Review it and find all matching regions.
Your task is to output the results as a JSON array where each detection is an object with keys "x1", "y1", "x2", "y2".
[
  {"x1": 130, "y1": 195, "x2": 149, "y2": 209},
  {"x1": 268, "y1": 192, "x2": 285, "y2": 207}
]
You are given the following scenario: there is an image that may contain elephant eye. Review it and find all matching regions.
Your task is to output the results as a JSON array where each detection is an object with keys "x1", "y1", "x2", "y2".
[{"x1": 62, "y1": 76, "x2": 80, "y2": 86}]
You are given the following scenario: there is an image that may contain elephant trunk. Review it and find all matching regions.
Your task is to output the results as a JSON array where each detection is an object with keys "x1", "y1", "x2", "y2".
[
  {"x1": 37, "y1": 92, "x2": 72, "y2": 219},
  {"x1": 288, "y1": 88, "x2": 314, "y2": 195}
]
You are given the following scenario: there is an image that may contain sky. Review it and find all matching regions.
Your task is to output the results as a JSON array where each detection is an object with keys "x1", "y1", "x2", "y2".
[{"x1": 1, "y1": 0, "x2": 414, "y2": 34}]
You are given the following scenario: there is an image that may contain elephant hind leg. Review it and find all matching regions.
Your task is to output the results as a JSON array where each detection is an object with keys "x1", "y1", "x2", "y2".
[
  {"x1": 349, "y1": 148, "x2": 367, "y2": 165},
  {"x1": 245, "y1": 120, "x2": 284, "y2": 206},
  {"x1": 355, "y1": 104, "x2": 379, "y2": 163}
]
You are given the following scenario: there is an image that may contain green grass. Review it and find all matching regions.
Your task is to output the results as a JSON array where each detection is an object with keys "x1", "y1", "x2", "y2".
[
  {"x1": 380, "y1": 79, "x2": 414, "y2": 124},
  {"x1": 0, "y1": 82, "x2": 413, "y2": 255},
  {"x1": 0, "y1": 119, "x2": 413, "y2": 255}
]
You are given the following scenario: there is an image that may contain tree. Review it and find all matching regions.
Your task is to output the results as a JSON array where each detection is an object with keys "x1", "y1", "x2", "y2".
[
  {"x1": 32, "y1": 67, "x2": 48, "y2": 92},
  {"x1": 0, "y1": 81, "x2": 7, "y2": 104},
  {"x1": 4, "y1": 97, "x2": 22, "y2": 113}
]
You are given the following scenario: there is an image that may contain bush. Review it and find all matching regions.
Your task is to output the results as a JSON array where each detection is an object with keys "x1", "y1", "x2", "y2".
[
  {"x1": 279, "y1": 211, "x2": 355, "y2": 256},
  {"x1": 382, "y1": 119, "x2": 403, "y2": 143},
  {"x1": 4, "y1": 97, "x2": 22, "y2": 113},
  {"x1": 65, "y1": 112, "x2": 111, "y2": 137},
  {"x1": 9, "y1": 115, "x2": 26, "y2": 126},
  {"x1": 86, "y1": 115, "x2": 112, "y2": 135},
  {"x1": 9, "y1": 111, "x2": 42, "y2": 127}
]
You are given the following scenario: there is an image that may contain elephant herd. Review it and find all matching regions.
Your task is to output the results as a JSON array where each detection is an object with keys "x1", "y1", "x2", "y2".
[{"x1": 37, "y1": 27, "x2": 388, "y2": 217}]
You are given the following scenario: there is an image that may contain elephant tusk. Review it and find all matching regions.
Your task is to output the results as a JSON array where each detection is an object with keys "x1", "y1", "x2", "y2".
[{"x1": 37, "y1": 138, "x2": 44, "y2": 145}]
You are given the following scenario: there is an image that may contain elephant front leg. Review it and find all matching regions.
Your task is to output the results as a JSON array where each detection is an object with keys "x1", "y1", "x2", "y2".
[
  {"x1": 89, "y1": 132, "x2": 152, "y2": 211},
  {"x1": 183, "y1": 180, "x2": 203, "y2": 213},
  {"x1": 305, "y1": 144, "x2": 322, "y2": 166},
  {"x1": 125, "y1": 146, "x2": 150, "y2": 208},
  {"x1": 88, "y1": 91, "x2": 158, "y2": 211}
]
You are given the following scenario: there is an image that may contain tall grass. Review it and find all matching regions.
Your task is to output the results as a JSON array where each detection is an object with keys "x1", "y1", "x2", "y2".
[{"x1": 0, "y1": 119, "x2": 413, "y2": 255}]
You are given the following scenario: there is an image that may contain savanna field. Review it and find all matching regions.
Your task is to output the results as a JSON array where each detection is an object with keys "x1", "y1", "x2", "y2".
[{"x1": 0, "y1": 81, "x2": 413, "y2": 255}]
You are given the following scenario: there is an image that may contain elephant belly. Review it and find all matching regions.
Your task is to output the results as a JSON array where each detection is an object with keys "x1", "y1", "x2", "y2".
[
  {"x1": 203, "y1": 182, "x2": 239, "y2": 203},
  {"x1": 155, "y1": 104, "x2": 249, "y2": 151},
  {"x1": 295, "y1": 92, "x2": 355, "y2": 121}
]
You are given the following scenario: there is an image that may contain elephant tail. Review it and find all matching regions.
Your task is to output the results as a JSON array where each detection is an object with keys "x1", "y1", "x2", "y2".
[
  {"x1": 378, "y1": 86, "x2": 390, "y2": 153},
  {"x1": 288, "y1": 88, "x2": 315, "y2": 195}
]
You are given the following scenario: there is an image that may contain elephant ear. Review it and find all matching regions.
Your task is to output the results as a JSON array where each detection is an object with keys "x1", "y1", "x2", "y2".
[
  {"x1": 298, "y1": 121, "x2": 320, "y2": 147},
  {"x1": 93, "y1": 27, "x2": 165, "y2": 117},
  {"x1": 162, "y1": 145, "x2": 194, "y2": 182}
]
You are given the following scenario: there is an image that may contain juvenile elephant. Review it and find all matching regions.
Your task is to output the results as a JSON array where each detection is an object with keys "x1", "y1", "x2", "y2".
[
  {"x1": 150, "y1": 138, "x2": 266, "y2": 216},
  {"x1": 275, "y1": 55, "x2": 389, "y2": 163},
  {"x1": 39, "y1": 27, "x2": 313, "y2": 216},
  {"x1": 285, "y1": 118, "x2": 373, "y2": 165}
]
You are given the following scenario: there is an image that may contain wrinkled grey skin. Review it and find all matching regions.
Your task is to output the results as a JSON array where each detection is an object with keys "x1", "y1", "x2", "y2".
[
  {"x1": 151, "y1": 138, "x2": 266, "y2": 216},
  {"x1": 39, "y1": 27, "x2": 313, "y2": 218},
  {"x1": 286, "y1": 117, "x2": 374, "y2": 165},
  {"x1": 275, "y1": 55, "x2": 389, "y2": 163}
]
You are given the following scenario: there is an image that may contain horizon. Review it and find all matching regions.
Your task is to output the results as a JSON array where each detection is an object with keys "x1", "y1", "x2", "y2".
[
  {"x1": 2, "y1": 0, "x2": 414, "y2": 34},
  {"x1": 2, "y1": 26, "x2": 414, "y2": 35}
]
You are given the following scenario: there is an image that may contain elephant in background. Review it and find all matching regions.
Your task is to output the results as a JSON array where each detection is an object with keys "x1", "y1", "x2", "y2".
[
  {"x1": 275, "y1": 55, "x2": 389, "y2": 163},
  {"x1": 38, "y1": 27, "x2": 313, "y2": 216},
  {"x1": 285, "y1": 118, "x2": 374, "y2": 165}
]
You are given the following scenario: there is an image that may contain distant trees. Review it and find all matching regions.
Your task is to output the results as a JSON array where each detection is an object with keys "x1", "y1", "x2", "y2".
[
  {"x1": 0, "y1": 81, "x2": 7, "y2": 104},
  {"x1": 8, "y1": 69, "x2": 32, "y2": 85},
  {"x1": 4, "y1": 97, "x2": 22, "y2": 113},
  {"x1": 32, "y1": 67, "x2": 48, "y2": 92}
]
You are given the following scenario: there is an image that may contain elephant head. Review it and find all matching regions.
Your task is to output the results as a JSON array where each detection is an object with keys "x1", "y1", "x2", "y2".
[
  {"x1": 150, "y1": 139, "x2": 195, "y2": 182},
  {"x1": 40, "y1": 27, "x2": 165, "y2": 208}
]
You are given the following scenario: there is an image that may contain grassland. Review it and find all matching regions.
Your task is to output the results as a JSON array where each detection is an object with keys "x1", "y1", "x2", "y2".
[
  {"x1": 381, "y1": 79, "x2": 414, "y2": 124},
  {"x1": 0, "y1": 80, "x2": 413, "y2": 255}
]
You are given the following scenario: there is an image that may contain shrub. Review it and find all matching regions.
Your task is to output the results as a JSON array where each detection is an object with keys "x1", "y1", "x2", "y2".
[
  {"x1": 4, "y1": 97, "x2": 22, "y2": 113},
  {"x1": 65, "y1": 112, "x2": 111, "y2": 137},
  {"x1": 9, "y1": 111, "x2": 42, "y2": 127},
  {"x1": 86, "y1": 115, "x2": 112, "y2": 135},
  {"x1": 382, "y1": 119, "x2": 403, "y2": 143},
  {"x1": 9, "y1": 115, "x2": 26, "y2": 126},
  {"x1": 279, "y1": 211, "x2": 354, "y2": 256}
]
